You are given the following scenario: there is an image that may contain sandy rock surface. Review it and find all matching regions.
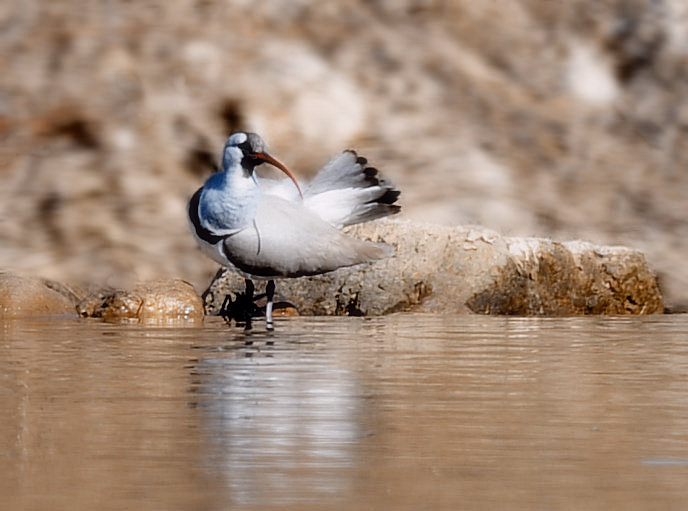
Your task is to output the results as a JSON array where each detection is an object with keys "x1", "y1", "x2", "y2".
[
  {"x1": 0, "y1": 2, "x2": 686, "y2": 309},
  {"x1": 0, "y1": 273, "x2": 78, "y2": 317},
  {"x1": 205, "y1": 220, "x2": 663, "y2": 316}
]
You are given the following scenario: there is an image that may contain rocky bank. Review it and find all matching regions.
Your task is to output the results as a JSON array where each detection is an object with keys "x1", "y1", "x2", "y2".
[
  {"x1": 1, "y1": 220, "x2": 663, "y2": 321},
  {"x1": 0, "y1": 1, "x2": 686, "y2": 310},
  {"x1": 205, "y1": 220, "x2": 663, "y2": 317}
]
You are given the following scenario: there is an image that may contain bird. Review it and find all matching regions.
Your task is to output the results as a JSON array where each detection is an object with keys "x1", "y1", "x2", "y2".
[{"x1": 188, "y1": 131, "x2": 400, "y2": 329}]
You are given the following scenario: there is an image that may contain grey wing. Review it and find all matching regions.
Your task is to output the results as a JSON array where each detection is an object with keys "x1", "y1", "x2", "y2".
[{"x1": 222, "y1": 196, "x2": 391, "y2": 278}]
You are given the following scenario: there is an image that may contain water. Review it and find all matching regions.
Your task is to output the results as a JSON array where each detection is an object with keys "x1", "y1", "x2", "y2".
[{"x1": 2, "y1": 314, "x2": 688, "y2": 510}]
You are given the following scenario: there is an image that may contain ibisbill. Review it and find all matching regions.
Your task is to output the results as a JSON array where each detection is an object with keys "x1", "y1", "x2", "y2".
[{"x1": 188, "y1": 131, "x2": 400, "y2": 329}]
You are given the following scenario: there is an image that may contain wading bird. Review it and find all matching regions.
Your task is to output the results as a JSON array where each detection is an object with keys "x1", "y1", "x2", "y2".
[{"x1": 188, "y1": 132, "x2": 400, "y2": 329}]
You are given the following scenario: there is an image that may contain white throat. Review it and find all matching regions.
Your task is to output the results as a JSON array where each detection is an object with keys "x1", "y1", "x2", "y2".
[{"x1": 199, "y1": 152, "x2": 260, "y2": 234}]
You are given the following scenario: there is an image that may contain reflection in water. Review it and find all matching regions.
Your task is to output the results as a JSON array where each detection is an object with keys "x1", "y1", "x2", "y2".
[
  {"x1": 2, "y1": 315, "x2": 688, "y2": 509},
  {"x1": 189, "y1": 334, "x2": 362, "y2": 506}
]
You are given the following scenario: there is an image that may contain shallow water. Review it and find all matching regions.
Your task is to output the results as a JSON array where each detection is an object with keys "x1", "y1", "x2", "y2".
[{"x1": 2, "y1": 314, "x2": 688, "y2": 510}]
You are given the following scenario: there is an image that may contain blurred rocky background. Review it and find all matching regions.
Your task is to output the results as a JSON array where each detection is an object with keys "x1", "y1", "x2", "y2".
[{"x1": 0, "y1": 0, "x2": 686, "y2": 311}]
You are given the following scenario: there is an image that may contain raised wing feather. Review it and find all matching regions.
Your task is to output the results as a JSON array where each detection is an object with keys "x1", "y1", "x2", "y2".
[{"x1": 261, "y1": 150, "x2": 400, "y2": 228}]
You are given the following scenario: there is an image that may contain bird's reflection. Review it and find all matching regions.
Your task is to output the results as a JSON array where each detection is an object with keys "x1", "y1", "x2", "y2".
[{"x1": 188, "y1": 332, "x2": 361, "y2": 505}]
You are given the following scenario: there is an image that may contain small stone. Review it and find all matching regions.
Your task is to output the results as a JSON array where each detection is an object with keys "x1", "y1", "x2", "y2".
[
  {"x1": 0, "y1": 273, "x2": 77, "y2": 317},
  {"x1": 77, "y1": 279, "x2": 204, "y2": 323}
]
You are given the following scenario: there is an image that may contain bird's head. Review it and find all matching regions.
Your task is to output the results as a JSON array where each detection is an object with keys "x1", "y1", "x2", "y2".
[{"x1": 222, "y1": 132, "x2": 302, "y2": 197}]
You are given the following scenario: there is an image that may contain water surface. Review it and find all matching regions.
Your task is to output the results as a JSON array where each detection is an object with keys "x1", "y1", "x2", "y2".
[{"x1": 2, "y1": 314, "x2": 688, "y2": 510}]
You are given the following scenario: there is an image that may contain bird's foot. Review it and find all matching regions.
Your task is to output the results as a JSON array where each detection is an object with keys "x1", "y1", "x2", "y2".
[
  {"x1": 218, "y1": 288, "x2": 295, "y2": 331},
  {"x1": 218, "y1": 292, "x2": 258, "y2": 330}
]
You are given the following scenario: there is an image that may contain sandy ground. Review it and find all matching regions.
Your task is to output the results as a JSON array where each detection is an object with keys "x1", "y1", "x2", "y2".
[{"x1": 1, "y1": 0, "x2": 686, "y2": 309}]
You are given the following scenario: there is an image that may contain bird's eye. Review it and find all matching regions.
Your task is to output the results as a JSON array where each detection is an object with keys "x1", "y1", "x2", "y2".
[{"x1": 239, "y1": 140, "x2": 254, "y2": 155}]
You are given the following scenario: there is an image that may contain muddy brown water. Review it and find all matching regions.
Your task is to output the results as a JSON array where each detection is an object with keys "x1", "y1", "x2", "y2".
[{"x1": 2, "y1": 314, "x2": 688, "y2": 510}]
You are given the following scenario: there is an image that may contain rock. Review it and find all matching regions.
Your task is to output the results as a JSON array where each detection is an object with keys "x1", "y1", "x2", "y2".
[
  {"x1": 77, "y1": 280, "x2": 204, "y2": 323},
  {"x1": 467, "y1": 239, "x2": 664, "y2": 315},
  {"x1": 0, "y1": 273, "x2": 78, "y2": 317},
  {"x1": 204, "y1": 220, "x2": 663, "y2": 316}
]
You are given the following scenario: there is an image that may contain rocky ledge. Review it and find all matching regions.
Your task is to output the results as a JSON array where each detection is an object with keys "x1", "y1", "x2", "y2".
[
  {"x1": 205, "y1": 220, "x2": 664, "y2": 316},
  {"x1": 1, "y1": 221, "x2": 664, "y2": 321}
]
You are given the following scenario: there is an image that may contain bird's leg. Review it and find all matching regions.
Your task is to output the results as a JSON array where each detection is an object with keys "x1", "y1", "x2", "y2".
[
  {"x1": 265, "y1": 279, "x2": 275, "y2": 331},
  {"x1": 202, "y1": 267, "x2": 227, "y2": 306},
  {"x1": 243, "y1": 278, "x2": 254, "y2": 330},
  {"x1": 219, "y1": 294, "x2": 232, "y2": 322}
]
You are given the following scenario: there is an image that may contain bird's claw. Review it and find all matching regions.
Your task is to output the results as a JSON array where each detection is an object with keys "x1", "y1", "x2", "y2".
[{"x1": 218, "y1": 292, "x2": 258, "y2": 329}]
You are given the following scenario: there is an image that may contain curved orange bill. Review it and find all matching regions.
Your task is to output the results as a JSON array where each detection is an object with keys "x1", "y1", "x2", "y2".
[{"x1": 252, "y1": 152, "x2": 303, "y2": 199}]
